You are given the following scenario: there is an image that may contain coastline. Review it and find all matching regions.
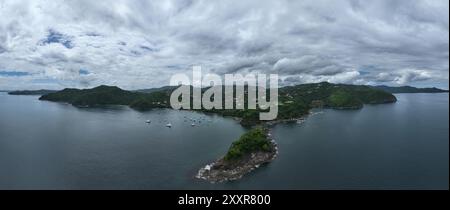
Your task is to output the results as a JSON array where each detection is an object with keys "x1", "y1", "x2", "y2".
[
  {"x1": 195, "y1": 128, "x2": 279, "y2": 183},
  {"x1": 195, "y1": 110, "x2": 326, "y2": 183},
  {"x1": 33, "y1": 84, "x2": 399, "y2": 184}
]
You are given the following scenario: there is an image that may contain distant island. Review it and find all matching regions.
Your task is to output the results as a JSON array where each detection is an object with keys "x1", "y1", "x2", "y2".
[
  {"x1": 372, "y1": 85, "x2": 449, "y2": 94},
  {"x1": 8, "y1": 89, "x2": 58, "y2": 95}
]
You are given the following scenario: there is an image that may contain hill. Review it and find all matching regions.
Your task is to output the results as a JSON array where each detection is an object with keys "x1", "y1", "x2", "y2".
[
  {"x1": 372, "y1": 85, "x2": 449, "y2": 94},
  {"x1": 8, "y1": 89, "x2": 58, "y2": 95},
  {"x1": 39, "y1": 85, "x2": 144, "y2": 107},
  {"x1": 39, "y1": 82, "x2": 397, "y2": 125},
  {"x1": 134, "y1": 86, "x2": 178, "y2": 94}
]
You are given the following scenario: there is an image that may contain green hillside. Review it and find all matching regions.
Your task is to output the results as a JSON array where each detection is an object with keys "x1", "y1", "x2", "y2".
[{"x1": 39, "y1": 82, "x2": 397, "y2": 125}]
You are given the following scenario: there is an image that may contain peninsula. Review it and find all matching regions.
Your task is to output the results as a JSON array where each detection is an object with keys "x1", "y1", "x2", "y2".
[{"x1": 196, "y1": 127, "x2": 277, "y2": 183}]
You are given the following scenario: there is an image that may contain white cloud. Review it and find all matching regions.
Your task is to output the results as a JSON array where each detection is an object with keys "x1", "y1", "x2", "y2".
[
  {"x1": 0, "y1": 0, "x2": 448, "y2": 90},
  {"x1": 327, "y1": 71, "x2": 361, "y2": 84}
]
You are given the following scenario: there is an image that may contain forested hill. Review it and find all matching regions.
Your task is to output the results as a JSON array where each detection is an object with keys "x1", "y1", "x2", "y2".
[
  {"x1": 39, "y1": 82, "x2": 397, "y2": 125},
  {"x1": 8, "y1": 89, "x2": 57, "y2": 95}
]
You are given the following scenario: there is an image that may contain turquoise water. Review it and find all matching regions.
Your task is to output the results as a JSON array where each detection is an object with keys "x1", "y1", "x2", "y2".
[{"x1": 0, "y1": 93, "x2": 448, "y2": 189}]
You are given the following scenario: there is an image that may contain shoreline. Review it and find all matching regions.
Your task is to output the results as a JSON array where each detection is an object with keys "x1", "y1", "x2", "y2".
[
  {"x1": 195, "y1": 129, "x2": 279, "y2": 183},
  {"x1": 195, "y1": 110, "x2": 325, "y2": 183}
]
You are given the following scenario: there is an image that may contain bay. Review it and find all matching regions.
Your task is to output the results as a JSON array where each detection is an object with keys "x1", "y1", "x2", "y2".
[{"x1": 0, "y1": 93, "x2": 448, "y2": 189}]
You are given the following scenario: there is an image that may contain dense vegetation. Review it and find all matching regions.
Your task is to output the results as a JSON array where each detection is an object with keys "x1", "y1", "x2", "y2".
[
  {"x1": 39, "y1": 85, "x2": 144, "y2": 107},
  {"x1": 8, "y1": 89, "x2": 57, "y2": 95},
  {"x1": 223, "y1": 127, "x2": 272, "y2": 162},
  {"x1": 39, "y1": 82, "x2": 398, "y2": 125}
]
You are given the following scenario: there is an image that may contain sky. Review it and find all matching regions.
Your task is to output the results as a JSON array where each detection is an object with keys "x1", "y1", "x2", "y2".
[{"x1": 0, "y1": 0, "x2": 448, "y2": 90}]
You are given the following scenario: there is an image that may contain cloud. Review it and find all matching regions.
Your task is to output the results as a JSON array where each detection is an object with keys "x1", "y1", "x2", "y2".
[
  {"x1": 328, "y1": 71, "x2": 361, "y2": 84},
  {"x1": 273, "y1": 56, "x2": 349, "y2": 76},
  {"x1": 374, "y1": 69, "x2": 434, "y2": 85},
  {"x1": 280, "y1": 71, "x2": 361, "y2": 86},
  {"x1": 0, "y1": 0, "x2": 448, "y2": 90}
]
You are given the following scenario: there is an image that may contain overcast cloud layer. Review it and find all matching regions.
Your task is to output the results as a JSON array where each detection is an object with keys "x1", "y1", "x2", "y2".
[{"x1": 0, "y1": 0, "x2": 448, "y2": 90}]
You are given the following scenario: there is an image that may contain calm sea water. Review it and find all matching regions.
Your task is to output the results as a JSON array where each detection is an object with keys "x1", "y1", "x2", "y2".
[{"x1": 0, "y1": 93, "x2": 448, "y2": 189}]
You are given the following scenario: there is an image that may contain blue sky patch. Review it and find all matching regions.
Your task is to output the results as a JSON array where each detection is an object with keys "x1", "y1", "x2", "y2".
[
  {"x1": 0, "y1": 71, "x2": 30, "y2": 77},
  {"x1": 79, "y1": 69, "x2": 90, "y2": 75},
  {"x1": 40, "y1": 29, "x2": 74, "y2": 49}
]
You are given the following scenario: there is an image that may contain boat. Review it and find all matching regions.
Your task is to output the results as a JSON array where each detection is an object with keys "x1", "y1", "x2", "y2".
[
  {"x1": 191, "y1": 123, "x2": 196, "y2": 126},
  {"x1": 166, "y1": 123, "x2": 172, "y2": 128},
  {"x1": 146, "y1": 120, "x2": 151, "y2": 124}
]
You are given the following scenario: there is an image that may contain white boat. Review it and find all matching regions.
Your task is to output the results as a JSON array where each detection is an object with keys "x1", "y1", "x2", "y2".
[
  {"x1": 146, "y1": 120, "x2": 151, "y2": 123},
  {"x1": 191, "y1": 123, "x2": 196, "y2": 126},
  {"x1": 166, "y1": 123, "x2": 172, "y2": 128}
]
